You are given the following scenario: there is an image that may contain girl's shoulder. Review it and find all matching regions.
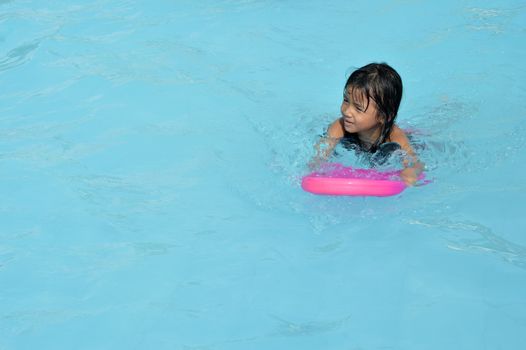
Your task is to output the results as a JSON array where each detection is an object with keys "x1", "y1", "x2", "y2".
[
  {"x1": 327, "y1": 118, "x2": 345, "y2": 138},
  {"x1": 388, "y1": 125, "x2": 414, "y2": 155},
  {"x1": 389, "y1": 124, "x2": 406, "y2": 139}
]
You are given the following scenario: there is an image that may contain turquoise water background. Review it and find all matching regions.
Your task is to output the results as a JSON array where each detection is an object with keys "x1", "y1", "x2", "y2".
[{"x1": 1, "y1": 1, "x2": 526, "y2": 349}]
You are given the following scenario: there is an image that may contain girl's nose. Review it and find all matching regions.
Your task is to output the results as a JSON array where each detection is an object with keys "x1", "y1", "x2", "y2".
[{"x1": 342, "y1": 105, "x2": 353, "y2": 118}]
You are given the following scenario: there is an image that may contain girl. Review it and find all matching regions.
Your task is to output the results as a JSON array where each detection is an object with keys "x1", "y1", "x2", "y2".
[{"x1": 312, "y1": 62, "x2": 423, "y2": 185}]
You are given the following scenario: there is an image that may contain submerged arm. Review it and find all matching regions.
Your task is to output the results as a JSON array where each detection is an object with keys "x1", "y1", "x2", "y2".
[
  {"x1": 309, "y1": 118, "x2": 345, "y2": 170},
  {"x1": 390, "y1": 125, "x2": 424, "y2": 185}
]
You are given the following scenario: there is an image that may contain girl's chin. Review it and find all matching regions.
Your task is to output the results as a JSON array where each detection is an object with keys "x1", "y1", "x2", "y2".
[{"x1": 343, "y1": 124, "x2": 356, "y2": 133}]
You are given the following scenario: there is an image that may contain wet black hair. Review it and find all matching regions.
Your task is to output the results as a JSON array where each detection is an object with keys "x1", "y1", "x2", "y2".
[{"x1": 344, "y1": 62, "x2": 403, "y2": 151}]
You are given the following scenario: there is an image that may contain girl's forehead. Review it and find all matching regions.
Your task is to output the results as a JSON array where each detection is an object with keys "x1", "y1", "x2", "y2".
[{"x1": 345, "y1": 86, "x2": 370, "y2": 104}]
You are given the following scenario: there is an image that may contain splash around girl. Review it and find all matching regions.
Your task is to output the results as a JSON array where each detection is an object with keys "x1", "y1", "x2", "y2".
[{"x1": 311, "y1": 62, "x2": 424, "y2": 186}]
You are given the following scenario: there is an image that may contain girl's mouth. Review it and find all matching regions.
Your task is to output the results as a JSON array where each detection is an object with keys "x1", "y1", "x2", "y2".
[{"x1": 344, "y1": 120, "x2": 354, "y2": 128}]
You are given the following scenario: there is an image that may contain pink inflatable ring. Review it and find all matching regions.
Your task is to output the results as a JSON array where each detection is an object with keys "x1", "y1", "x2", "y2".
[{"x1": 301, "y1": 163, "x2": 423, "y2": 197}]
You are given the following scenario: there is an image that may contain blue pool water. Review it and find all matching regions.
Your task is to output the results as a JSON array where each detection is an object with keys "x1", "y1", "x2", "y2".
[{"x1": 1, "y1": 1, "x2": 526, "y2": 349}]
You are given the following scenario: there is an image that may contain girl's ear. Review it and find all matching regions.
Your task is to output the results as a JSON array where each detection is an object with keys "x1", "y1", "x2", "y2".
[{"x1": 377, "y1": 113, "x2": 390, "y2": 124}]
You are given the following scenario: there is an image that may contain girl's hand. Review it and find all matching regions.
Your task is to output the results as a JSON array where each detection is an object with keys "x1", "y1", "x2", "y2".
[
  {"x1": 310, "y1": 129, "x2": 341, "y2": 170},
  {"x1": 400, "y1": 167, "x2": 418, "y2": 186},
  {"x1": 400, "y1": 161, "x2": 424, "y2": 186},
  {"x1": 308, "y1": 157, "x2": 323, "y2": 171}
]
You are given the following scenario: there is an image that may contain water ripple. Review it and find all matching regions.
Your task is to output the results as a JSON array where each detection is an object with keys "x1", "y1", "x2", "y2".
[
  {"x1": 181, "y1": 313, "x2": 353, "y2": 348},
  {"x1": 268, "y1": 313, "x2": 352, "y2": 337},
  {"x1": 465, "y1": 5, "x2": 526, "y2": 34},
  {"x1": 0, "y1": 40, "x2": 40, "y2": 73},
  {"x1": 409, "y1": 218, "x2": 526, "y2": 270}
]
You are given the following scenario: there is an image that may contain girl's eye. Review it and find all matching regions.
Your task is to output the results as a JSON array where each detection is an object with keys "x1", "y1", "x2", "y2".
[{"x1": 354, "y1": 104, "x2": 364, "y2": 112}]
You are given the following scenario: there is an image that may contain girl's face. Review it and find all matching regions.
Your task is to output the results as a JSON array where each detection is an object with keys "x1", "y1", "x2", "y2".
[{"x1": 340, "y1": 87, "x2": 383, "y2": 140}]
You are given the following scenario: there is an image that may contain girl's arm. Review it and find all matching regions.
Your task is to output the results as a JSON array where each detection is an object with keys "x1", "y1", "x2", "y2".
[
  {"x1": 309, "y1": 118, "x2": 344, "y2": 169},
  {"x1": 390, "y1": 125, "x2": 424, "y2": 185}
]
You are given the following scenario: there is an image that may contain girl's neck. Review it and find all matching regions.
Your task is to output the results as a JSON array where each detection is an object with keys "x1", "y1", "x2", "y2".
[{"x1": 357, "y1": 126, "x2": 383, "y2": 149}]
